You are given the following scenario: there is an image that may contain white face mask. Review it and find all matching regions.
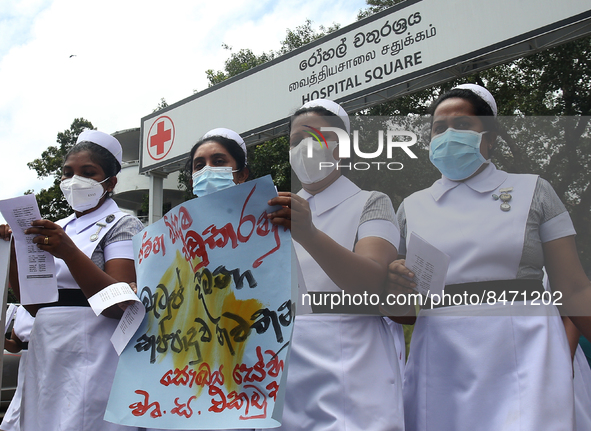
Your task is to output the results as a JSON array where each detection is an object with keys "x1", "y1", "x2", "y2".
[
  {"x1": 60, "y1": 175, "x2": 109, "y2": 212},
  {"x1": 289, "y1": 139, "x2": 339, "y2": 184}
]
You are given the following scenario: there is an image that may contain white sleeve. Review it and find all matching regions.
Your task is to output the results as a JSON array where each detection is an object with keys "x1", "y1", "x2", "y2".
[
  {"x1": 358, "y1": 219, "x2": 400, "y2": 250},
  {"x1": 104, "y1": 239, "x2": 135, "y2": 261}
]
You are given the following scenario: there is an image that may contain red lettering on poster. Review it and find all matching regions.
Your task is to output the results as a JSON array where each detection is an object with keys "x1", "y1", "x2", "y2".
[
  {"x1": 160, "y1": 184, "x2": 285, "y2": 272},
  {"x1": 129, "y1": 390, "x2": 163, "y2": 418}
]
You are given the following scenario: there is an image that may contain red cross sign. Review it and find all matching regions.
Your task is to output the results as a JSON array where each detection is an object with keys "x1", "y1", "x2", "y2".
[{"x1": 147, "y1": 116, "x2": 175, "y2": 161}]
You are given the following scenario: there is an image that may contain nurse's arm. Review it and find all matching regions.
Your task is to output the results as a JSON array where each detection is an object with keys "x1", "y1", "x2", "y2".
[
  {"x1": 543, "y1": 235, "x2": 591, "y2": 341},
  {"x1": 64, "y1": 255, "x2": 135, "y2": 318},
  {"x1": 64, "y1": 256, "x2": 136, "y2": 318},
  {"x1": 269, "y1": 193, "x2": 397, "y2": 295},
  {"x1": 25, "y1": 220, "x2": 134, "y2": 318},
  {"x1": 304, "y1": 232, "x2": 397, "y2": 296},
  {"x1": 4, "y1": 330, "x2": 23, "y2": 354}
]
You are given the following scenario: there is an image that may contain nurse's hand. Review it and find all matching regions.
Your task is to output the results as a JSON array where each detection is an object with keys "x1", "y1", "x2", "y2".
[
  {"x1": 387, "y1": 259, "x2": 416, "y2": 294},
  {"x1": 25, "y1": 219, "x2": 77, "y2": 260},
  {"x1": 118, "y1": 282, "x2": 138, "y2": 311},
  {"x1": 381, "y1": 259, "x2": 418, "y2": 321},
  {"x1": 0, "y1": 224, "x2": 12, "y2": 241},
  {"x1": 0, "y1": 224, "x2": 17, "y2": 259},
  {"x1": 267, "y1": 192, "x2": 292, "y2": 230},
  {"x1": 268, "y1": 192, "x2": 316, "y2": 243}
]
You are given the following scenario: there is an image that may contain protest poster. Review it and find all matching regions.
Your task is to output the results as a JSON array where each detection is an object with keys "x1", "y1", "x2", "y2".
[{"x1": 105, "y1": 175, "x2": 294, "y2": 429}]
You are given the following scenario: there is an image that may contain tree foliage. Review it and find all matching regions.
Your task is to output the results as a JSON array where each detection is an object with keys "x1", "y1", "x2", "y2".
[
  {"x1": 27, "y1": 118, "x2": 95, "y2": 220},
  {"x1": 153, "y1": 98, "x2": 169, "y2": 113},
  {"x1": 205, "y1": 20, "x2": 341, "y2": 88},
  {"x1": 247, "y1": 136, "x2": 291, "y2": 191},
  {"x1": 206, "y1": 44, "x2": 275, "y2": 87},
  {"x1": 276, "y1": 20, "x2": 341, "y2": 56},
  {"x1": 357, "y1": 0, "x2": 404, "y2": 20}
]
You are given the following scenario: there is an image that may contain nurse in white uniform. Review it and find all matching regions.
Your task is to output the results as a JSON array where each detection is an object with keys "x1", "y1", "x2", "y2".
[
  {"x1": 1, "y1": 130, "x2": 144, "y2": 431},
  {"x1": 268, "y1": 99, "x2": 406, "y2": 431},
  {"x1": 388, "y1": 84, "x2": 591, "y2": 431}
]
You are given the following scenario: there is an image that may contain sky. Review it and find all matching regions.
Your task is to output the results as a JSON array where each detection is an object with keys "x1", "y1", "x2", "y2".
[{"x1": 0, "y1": 0, "x2": 368, "y2": 222}]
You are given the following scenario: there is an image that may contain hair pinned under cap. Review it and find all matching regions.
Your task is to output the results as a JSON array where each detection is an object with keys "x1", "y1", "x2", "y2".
[
  {"x1": 452, "y1": 84, "x2": 498, "y2": 116},
  {"x1": 76, "y1": 130, "x2": 123, "y2": 165},
  {"x1": 202, "y1": 128, "x2": 247, "y2": 164},
  {"x1": 301, "y1": 99, "x2": 351, "y2": 133}
]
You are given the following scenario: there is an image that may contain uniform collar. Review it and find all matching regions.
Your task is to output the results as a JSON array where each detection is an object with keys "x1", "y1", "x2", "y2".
[
  {"x1": 63, "y1": 198, "x2": 120, "y2": 235},
  {"x1": 298, "y1": 176, "x2": 361, "y2": 216},
  {"x1": 429, "y1": 163, "x2": 508, "y2": 201}
]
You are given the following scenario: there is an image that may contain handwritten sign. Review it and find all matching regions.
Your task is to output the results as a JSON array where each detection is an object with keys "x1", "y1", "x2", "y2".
[{"x1": 105, "y1": 176, "x2": 294, "y2": 429}]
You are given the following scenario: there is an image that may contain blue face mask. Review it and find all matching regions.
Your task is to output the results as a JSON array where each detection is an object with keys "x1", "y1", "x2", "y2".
[
  {"x1": 192, "y1": 166, "x2": 237, "y2": 197},
  {"x1": 429, "y1": 128, "x2": 488, "y2": 181}
]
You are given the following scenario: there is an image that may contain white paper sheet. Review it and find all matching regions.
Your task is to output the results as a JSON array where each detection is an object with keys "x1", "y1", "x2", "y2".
[
  {"x1": 0, "y1": 195, "x2": 58, "y2": 304},
  {"x1": 405, "y1": 232, "x2": 450, "y2": 297},
  {"x1": 110, "y1": 301, "x2": 145, "y2": 356},
  {"x1": 87, "y1": 282, "x2": 146, "y2": 355},
  {"x1": 87, "y1": 282, "x2": 139, "y2": 315}
]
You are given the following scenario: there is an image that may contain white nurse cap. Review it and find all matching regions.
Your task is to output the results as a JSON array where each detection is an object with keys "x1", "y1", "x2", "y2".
[
  {"x1": 202, "y1": 127, "x2": 247, "y2": 163},
  {"x1": 76, "y1": 130, "x2": 123, "y2": 166},
  {"x1": 301, "y1": 99, "x2": 351, "y2": 133},
  {"x1": 453, "y1": 83, "x2": 498, "y2": 116}
]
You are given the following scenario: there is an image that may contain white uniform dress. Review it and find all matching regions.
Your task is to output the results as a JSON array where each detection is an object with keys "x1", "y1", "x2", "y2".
[
  {"x1": 278, "y1": 176, "x2": 405, "y2": 431},
  {"x1": 399, "y1": 163, "x2": 576, "y2": 431},
  {"x1": 0, "y1": 307, "x2": 35, "y2": 431},
  {"x1": 573, "y1": 345, "x2": 591, "y2": 431},
  {"x1": 21, "y1": 199, "x2": 144, "y2": 431},
  {"x1": 543, "y1": 274, "x2": 591, "y2": 431}
]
